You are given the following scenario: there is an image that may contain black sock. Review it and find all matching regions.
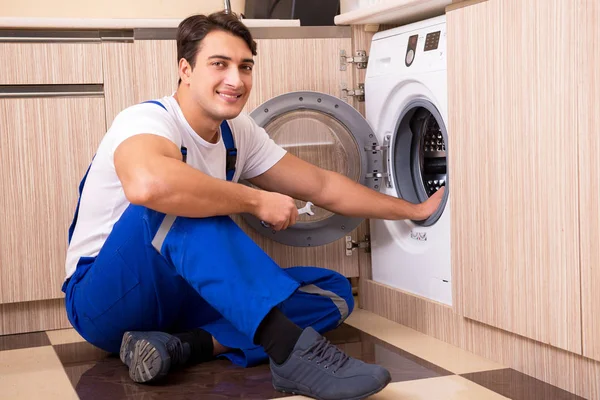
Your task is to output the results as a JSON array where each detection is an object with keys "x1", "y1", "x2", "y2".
[
  {"x1": 254, "y1": 307, "x2": 303, "y2": 364},
  {"x1": 174, "y1": 328, "x2": 214, "y2": 365}
]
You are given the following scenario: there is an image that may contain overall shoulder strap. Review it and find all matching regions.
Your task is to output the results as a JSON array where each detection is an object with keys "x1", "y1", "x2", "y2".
[{"x1": 220, "y1": 120, "x2": 237, "y2": 182}]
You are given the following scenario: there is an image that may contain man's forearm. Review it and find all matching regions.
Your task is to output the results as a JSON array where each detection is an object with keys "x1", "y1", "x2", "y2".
[
  {"x1": 124, "y1": 155, "x2": 259, "y2": 218},
  {"x1": 314, "y1": 170, "x2": 425, "y2": 220}
]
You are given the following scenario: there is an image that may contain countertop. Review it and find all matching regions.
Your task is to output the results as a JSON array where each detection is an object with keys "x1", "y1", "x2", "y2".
[
  {"x1": 0, "y1": 17, "x2": 300, "y2": 29},
  {"x1": 334, "y1": 0, "x2": 452, "y2": 25}
]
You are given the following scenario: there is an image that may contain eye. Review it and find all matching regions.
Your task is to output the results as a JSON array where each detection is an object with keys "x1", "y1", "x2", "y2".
[
  {"x1": 241, "y1": 65, "x2": 253, "y2": 72},
  {"x1": 212, "y1": 61, "x2": 226, "y2": 67}
]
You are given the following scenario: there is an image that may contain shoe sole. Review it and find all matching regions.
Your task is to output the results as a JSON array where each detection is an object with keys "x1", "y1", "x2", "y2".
[
  {"x1": 273, "y1": 373, "x2": 392, "y2": 400},
  {"x1": 120, "y1": 332, "x2": 171, "y2": 384}
]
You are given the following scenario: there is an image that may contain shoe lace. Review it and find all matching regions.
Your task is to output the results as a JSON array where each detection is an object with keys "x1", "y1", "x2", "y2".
[
  {"x1": 166, "y1": 337, "x2": 185, "y2": 366},
  {"x1": 300, "y1": 337, "x2": 350, "y2": 373}
]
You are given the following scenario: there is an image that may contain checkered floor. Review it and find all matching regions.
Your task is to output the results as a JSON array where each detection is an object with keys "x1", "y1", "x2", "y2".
[{"x1": 0, "y1": 308, "x2": 585, "y2": 399}]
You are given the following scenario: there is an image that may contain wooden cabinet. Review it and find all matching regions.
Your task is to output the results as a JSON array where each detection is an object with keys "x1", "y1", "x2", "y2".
[
  {"x1": 0, "y1": 97, "x2": 106, "y2": 304},
  {"x1": 102, "y1": 42, "x2": 136, "y2": 127},
  {"x1": 0, "y1": 43, "x2": 103, "y2": 85},
  {"x1": 447, "y1": 0, "x2": 581, "y2": 353},
  {"x1": 579, "y1": 0, "x2": 600, "y2": 362}
]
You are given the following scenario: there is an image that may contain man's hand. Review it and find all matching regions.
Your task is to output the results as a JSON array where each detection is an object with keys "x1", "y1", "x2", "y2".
[
  {"x1": 253, "y1": 191, "x2": 299, "y2": 231},
  {"x1": 414, "y1": 187, "x2": 445, "y2": 220}
]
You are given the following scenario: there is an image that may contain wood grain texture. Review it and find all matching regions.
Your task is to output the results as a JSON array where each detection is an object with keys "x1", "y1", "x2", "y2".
[
  {"x1": 102, "y1": 42, "x2": 136, "y2": 128},
  {"x1": 362, "y1": 280, "x2": 600, "y2": 400},
  {"x1": 245, "y1": 38, "x2": 353, "y2": 112},
  {"x1": 350, "y1": 25, "x2": 378, "y2": 290},
  {"x1": 0, "y1": 299, "x2": 70, "y2": 336},
  {"x1": 578, "y1": 0, "x2": 600, "y2": 363},
  {"x1": 132, "y1": 40, "x2": 178, "y2": 103},
  {"x1": 0, "y1": 97, "x2": 106, "y2": 304},
  {"x1": 447, "y1": 0, "x2": 581, "y2": 353},
  {"x1": 0, "y1": 43, "x2": 103, "y2": 85}
]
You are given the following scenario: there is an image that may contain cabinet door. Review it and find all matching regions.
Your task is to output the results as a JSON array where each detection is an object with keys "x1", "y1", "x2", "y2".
[
  {"x1": 447, "y1": 0, "x2": 581, "y2": 353},
  {"x1": 131, "y1": 38, "x2": 361, "y2": 277},
  {"x1": 579, "y1": 0, "x2": 600, "y2": 362},
  {"x1": 0, "y1": 97, "x2": 106, "y2": 303},
  {"x1": 133, "y1": 40, "x2": 178, "y2": 103},
  {"x1": 0, "y1": 43, "x2": 103, "y2": 85},
  {"x1": 102, "y1": 42, "x2": 136, "y2": 127}
]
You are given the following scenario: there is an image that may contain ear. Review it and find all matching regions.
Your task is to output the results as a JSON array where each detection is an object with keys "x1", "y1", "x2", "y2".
[{"x1": 178, "y1": 58, "x2": 193, "y2": 84}]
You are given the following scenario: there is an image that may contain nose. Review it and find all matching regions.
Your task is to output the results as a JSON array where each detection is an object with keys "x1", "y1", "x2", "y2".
[{"x1": 223, "y1": 66, "x2": 243, "y2": 89}]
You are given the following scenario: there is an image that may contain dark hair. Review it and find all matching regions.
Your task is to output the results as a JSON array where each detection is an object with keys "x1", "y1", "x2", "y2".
[{"x1": 176, "y1": 11, "x2": 257, "y2": 83}]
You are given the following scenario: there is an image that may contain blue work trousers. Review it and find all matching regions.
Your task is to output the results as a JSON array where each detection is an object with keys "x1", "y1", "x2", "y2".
[{"x1": 63, "y1": 205, "x2": 354, "y2": 367}]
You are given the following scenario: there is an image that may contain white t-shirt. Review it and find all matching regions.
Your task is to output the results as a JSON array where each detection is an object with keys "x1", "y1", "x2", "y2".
[{"x1": 64, "y1": 95, "x2": 286, "y2": 280}]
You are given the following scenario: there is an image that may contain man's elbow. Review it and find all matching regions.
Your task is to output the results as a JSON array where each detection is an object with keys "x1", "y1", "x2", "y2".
[{"x1": 122, "y1": 171, "x2": 163, "y2": 206}]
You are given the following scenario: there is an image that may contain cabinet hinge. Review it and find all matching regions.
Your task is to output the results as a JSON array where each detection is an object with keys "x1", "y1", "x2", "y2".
[
  {"x1": 340, "y1": 83, "x2": 365, "y2": 102},
  {"x1": 340, "y1": 50, "x2": 368, "y2": 70},
  {"x1": 365, "y1": 135, "x2": 393, "y2": 188},
  {"x1": 346, "y1": 235, "x2": 371, "y2": 256}
]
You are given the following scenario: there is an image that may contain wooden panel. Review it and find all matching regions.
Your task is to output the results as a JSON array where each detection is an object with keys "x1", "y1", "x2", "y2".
[
  {"x1": 350, "y1": 25, "x2": 378, "y2": 288},
  {"x1": 132, "y1": 40, "x2": 178, "y2": 103},
  {"x1": 102, "y1": 42, "x2": 136, "y2": 128},
  {"x1": 361, "y1": 280, "x2": 600, "y2": 400},
  {"x1": 447, "y1": 0, "x2": 581, "y2": 352},
  {"x1": 0, "y1": 299, "x2": 70, "y2": 335},
  {"x1": 0, "y1": 43, "x2": 103, "y2": 85},
  {"x1": 245, "y1": 38, "x2": 352, "y2": 111},
  {"x1": 0, "y1": 97, "x2": 106, "y2": 303},
  {"x1": 579, "y1": 0, "x2": 600, "y2": 362}
]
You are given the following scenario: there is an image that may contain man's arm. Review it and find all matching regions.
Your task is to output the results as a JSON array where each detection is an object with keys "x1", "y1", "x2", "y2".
[
  {"x1": 114, "y1": 134, "x2": 299, "y2": 230},
  {"x1": 249, "y1": 153, "x2": 443, "y2": 221}
]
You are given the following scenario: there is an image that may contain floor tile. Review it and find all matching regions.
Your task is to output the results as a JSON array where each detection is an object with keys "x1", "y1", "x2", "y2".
[
  {"x1": 54, "y1": 341, "x2": 112, "y2": 365},
  {"x1": 58, "y1": 323, "x2": 451, "y2": 399},
  {"x1": 0, "y1": 331, "x2": 50, "y2": 351},
  {"x1": 332, "y1": 324, "x2": 453, "y2": 382},
  {"x1": 46, "y1": 328, "x2": 86, "y2": 346},
  {"x1": 346, "y1": 308, "x2": 505, "y2": 374},
  {"x1": 0, "y1": 346, "x2": 79, "y2": 399},
  {"x1": 272, "y1": 375, "x2": 510, "y2": 400},
  {"x1": 461, "y1": 368, "x2": 587, "y2": 400}
]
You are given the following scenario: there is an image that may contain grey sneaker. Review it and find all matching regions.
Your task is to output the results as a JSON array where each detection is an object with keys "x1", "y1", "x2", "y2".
[
  {"x1": 120, "y1": 331, "x2": 188, "y2": 383},
  {"x1": 270, "y1": 327, "x2": 391, "y2": 400}
]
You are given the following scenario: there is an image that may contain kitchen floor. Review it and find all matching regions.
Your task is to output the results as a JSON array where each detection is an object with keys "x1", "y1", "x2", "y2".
[{"x1": 0, "y1": 308, "x2": 585, "y2": 400}]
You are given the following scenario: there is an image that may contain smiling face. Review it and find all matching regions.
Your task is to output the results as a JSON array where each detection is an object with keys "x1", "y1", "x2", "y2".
[{"x1": 179, "y1": 29, "x2": 254, "y2": 123}]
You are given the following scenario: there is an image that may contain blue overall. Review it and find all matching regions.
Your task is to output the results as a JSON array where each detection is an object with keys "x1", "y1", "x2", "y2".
[{"x1": 62, "y1": 100, "x2": 354, "y2": 367}]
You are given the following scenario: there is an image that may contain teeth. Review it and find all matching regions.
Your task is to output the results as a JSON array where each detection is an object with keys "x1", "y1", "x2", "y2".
[{"x1": 219, "y1": 93, "x2": 239, "y2": 99}]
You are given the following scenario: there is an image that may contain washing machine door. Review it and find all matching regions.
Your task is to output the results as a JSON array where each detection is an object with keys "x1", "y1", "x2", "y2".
[
  {"x1": 242, "y1": 91, "x2": 381, "y2": 247},
  {"x1": 390, "y1": 98, "x2": 448, "y2": 227}
]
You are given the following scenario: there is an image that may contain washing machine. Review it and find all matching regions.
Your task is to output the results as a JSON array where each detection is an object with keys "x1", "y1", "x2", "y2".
[{"x1": 365, "y1": 15, "x2": 452, "y2": 305}]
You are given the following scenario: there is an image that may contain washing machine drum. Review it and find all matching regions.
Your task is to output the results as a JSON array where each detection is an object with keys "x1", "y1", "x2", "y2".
[{"x1": 393, "y1": 99, "x2": 448, "y2": 226}]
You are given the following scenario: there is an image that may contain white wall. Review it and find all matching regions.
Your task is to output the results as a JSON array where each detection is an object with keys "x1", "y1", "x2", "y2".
[{"x1": 0, "y1": 0, "x2": 245, "y2": 18}]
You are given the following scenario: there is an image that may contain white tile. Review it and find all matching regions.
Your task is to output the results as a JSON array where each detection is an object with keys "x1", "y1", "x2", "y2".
[
  {"x1": 0, "y1": 346, "x2": 78, "y2": 399},
  {"x1": 346, "y1": 308, "x2": 505, "y2": 374}
]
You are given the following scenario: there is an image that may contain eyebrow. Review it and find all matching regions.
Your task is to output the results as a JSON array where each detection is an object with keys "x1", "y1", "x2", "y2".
[{"x1": 208, "y1": 55, "x2": 255, "y2": 64}]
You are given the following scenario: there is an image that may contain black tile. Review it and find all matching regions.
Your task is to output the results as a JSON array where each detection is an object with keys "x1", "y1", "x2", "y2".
[
  {"x1": 62, "y1": 323, "x2": 452, "y2": 399},
  {"x1": 66, "y1": 357, "x2": 292, "y2": 400},
  {"x1": 461, "y1": 368, "x2": 586, "y2": 400},
  {"x1": 328, "y1": 325, "x2": 453, "y2": 382},
  {"x1": 0, "y1": 331, "x2": 50, "y2": 351}
]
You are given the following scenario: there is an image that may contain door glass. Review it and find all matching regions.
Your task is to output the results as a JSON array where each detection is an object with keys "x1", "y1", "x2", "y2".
[
  {"x1": 415, "y1": 113, "x2": 447, "y2": 197},
  {"x1": 264, "y1": 110, "x2": 361, "y2": 223}
]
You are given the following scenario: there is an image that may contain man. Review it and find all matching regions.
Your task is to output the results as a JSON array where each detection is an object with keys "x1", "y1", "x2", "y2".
[{"x1": 63, "y1": 11, "x2": 444, "y2": 400}]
